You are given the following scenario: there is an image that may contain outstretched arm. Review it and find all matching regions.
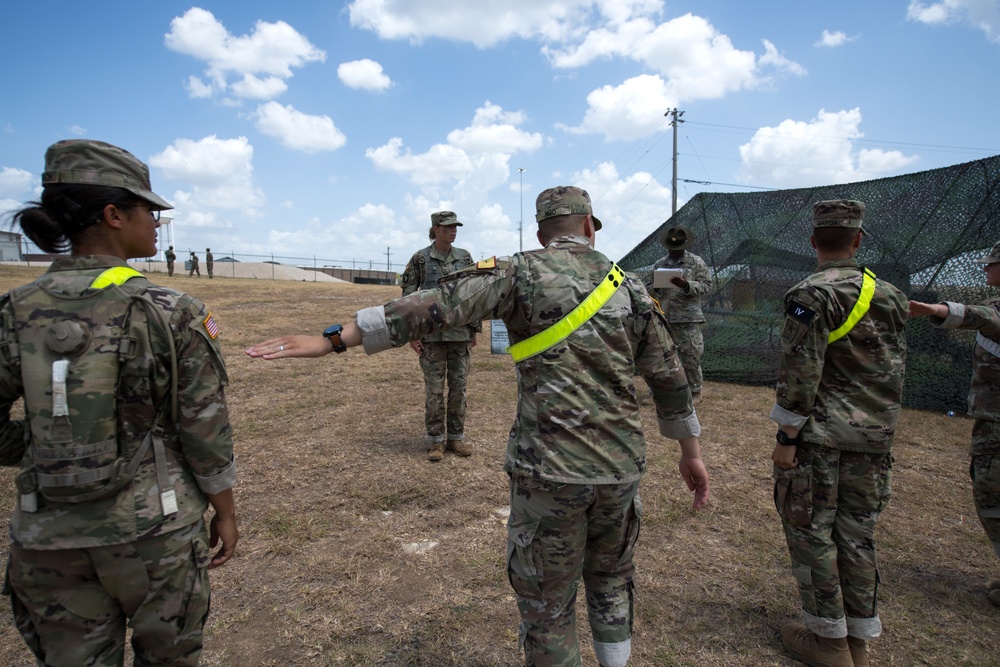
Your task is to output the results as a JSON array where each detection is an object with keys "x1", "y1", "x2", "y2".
[
  {"x1": 246, "y1": 320, "x2": 363, "y2": 359},
  {"x1": 908, "y1": 300, "x2": 948, "y2": 319}
]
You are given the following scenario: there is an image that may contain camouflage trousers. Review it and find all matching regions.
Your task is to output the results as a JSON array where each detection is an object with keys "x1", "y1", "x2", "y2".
[
  {"x1": 206, "y1": 263, "x2": 213, "y2": 278},
  {"x1": 5, "y1": 520, "x2": 211, "y2": 667},
  {"x1": 774, "y1": 444, "x2": 893, "y2": 640},
  {"x1": 507, "y1": 475, "x2": 640, "y2": 667},
  {"x1": 668, "y1": 323, "x2": 703, "y2": 394},
  {"x1": 166, "y1": 262, "x2": 174, "y2": 277},
  {"x1": 419, "y1": 341, "x2": 471, "y2": 442},
  {"x1": 970, "y1": 419, "x2": 1000, "y2": 560}
]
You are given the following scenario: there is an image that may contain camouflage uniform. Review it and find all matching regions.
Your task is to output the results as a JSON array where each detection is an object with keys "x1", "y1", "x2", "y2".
[
  {"x1": 0, "y1": 255, "x2": 236, "y2": 666},
  {"x1": 206, "y1": 249, "x2": 214, "y2": 279},
  {"x1": 926, "y1": 298, "x2": 1000, "y2": 560},
  {"x1": 400, "y1": 242, "x2": 478, "y2": 444},
  {"x1": 646, "y1": 250, "x2": 712, "y2": 395},
  {"x1": 189, "y1": 253, "x2": 199, "y2": 277},
  {"x1": 165, "y1": 247, "x2": 176, "y2": 277},
  {"x1": 356, "y1": 227, "x2": 699, "y2": 667},
  {"x1": 771, "y1": 255, "x2": 908, "y2": 641}
]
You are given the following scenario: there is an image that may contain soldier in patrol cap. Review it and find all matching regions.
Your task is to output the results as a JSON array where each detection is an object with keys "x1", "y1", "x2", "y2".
[
  {"x1": 770, "y1": 199, "x2": 907, "y2": 667},
  {"x1": 910, "y1": 240, "x2": 1000, "y2": 610},
  {"x1": 399, "y1": 210, "x2": 480, "y2": 461},
  {"x1": 3, "y1": 139, "x2": 238, "y2": 665},
  {"x1": 248, "y1": 184, "x2": 710, "y2": 667},
  {"x1": 644, "y1": 225, "x2": 713, "y2": 402}
]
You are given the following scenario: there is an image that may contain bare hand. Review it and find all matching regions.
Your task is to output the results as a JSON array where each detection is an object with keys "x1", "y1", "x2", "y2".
[
  {"x1": 771, "y1": 443, "x2": 798, "y2": 470},
  {"x1": 671, "y1": 276, "x2": 689, "y2": 290},
  {"x1": 470, "y1": 333, "x2": 477, "y2": 349},
  {"x1": 246, "y1": 335, "x2": 331, "y2": 359},
  {"x1": 908, "y1": 300, "x2": 947, "y2": 319},
  {"x1": 678, "y1": 455, "x2": 710, "y2": 509},
  {"x1": 208, "y1": 513, "x2": 238, "y2": 569},
  {"x1": 410, "y1": 340, "x2": 424, "y2": 355}
]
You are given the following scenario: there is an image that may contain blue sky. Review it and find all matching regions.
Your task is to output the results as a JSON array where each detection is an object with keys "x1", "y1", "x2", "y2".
[{"x1": 2, "y1": 1, "x2": 999, "y2": 269}]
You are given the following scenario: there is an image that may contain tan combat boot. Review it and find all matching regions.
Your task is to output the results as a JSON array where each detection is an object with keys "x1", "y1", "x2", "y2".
[
  {"x1": 780, "y1": 623, "x2": 853, "y2": 667},
  {"x1": 847, "y1": 637, "x2": 869, "y2": 667},
  {"x1": 446, "y1": 440, "x2": 473, "y2": 457},
  {"x1": 427, "y1": 441, "x2": 445, "y2": 462}
]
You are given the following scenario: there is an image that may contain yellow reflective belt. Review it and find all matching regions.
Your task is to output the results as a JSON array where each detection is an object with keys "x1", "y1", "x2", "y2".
[
  {"x1": 827, "y1": 267, "x2": 876, "y2": 344},
  {"x1": 89, "y1": 267, "x2": 144, "y2": 289},
  {"x1": 507, "y1": 263, "x2": 626, "y2": 362}
]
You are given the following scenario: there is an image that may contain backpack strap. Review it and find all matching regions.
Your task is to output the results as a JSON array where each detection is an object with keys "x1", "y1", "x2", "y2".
[
  {"x1": 827, "y1": 267, "x2": 876, "y2": 344},
  {"x1": 89, "y1": 266, "x2": 144, "y2": 289}
]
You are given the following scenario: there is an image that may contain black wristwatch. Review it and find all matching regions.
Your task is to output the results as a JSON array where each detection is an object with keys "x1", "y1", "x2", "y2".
[
  {"x1": 322, "y1": 324, "x2": 347, "y2": 354},
  {"x1": 775, "y1": 429, "x2": 801, "y2": 447}
]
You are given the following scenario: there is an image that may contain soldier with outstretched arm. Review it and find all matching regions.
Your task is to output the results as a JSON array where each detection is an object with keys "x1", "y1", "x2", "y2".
[{"x1": 247, "y1": 186, "x2": 708, "y2": 667}]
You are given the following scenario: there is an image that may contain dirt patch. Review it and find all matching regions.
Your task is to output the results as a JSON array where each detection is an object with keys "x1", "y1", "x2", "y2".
[{"x1": 0, "y1": 264, "x2": 994, "y2": 666}]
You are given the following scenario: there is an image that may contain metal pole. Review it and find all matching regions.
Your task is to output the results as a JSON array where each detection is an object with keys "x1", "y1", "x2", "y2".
[
  {"x1": 667, "y1": 108, "x2": 685, "y2": 217},
  {"x1": 517, "y1": 167, "x2": 525, "y2": 253}
]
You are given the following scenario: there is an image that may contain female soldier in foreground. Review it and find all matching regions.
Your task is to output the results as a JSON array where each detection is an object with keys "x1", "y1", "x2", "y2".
[{"x1": 1, "y1": 139, "x2": 238, "y2": 666}]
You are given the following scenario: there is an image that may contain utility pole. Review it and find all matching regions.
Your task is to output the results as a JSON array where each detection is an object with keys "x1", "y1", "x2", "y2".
[
  {"x1": 666, "y1": 108, "x2": 685, "y2": 217},
  {"x1": 517, "y1": 167, "x2": 525, "y2": 253},
  {"x1": 384, "y1": 246, "x2": 391, "y2": 271}
]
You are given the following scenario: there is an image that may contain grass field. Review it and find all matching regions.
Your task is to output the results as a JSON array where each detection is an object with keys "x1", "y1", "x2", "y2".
[{"x1": 0, "y1": 264, "x2": 995, "y2": 666}]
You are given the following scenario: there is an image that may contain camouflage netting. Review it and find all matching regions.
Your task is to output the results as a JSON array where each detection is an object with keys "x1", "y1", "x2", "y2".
[{"x1": 618, "y1": 155, "x2": 1000, "y2": 412}]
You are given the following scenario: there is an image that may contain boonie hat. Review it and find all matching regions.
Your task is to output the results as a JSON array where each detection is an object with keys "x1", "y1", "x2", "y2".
[
  {"x1": 659, "y1": 226, "x2": 691, "y2": 250},
  {"x1": 978, "y1": 241, "x2": 1000, "y2": 265},
  {"x1": 813, "y1": 199, "x2": 865, "y2": 234},
  {"x1": 535, "y1": 186, "x2": 602, "y2": 230},
  {"x1": 42, "y1": 139, "x2": 173, "y2": 211},
  {"x1": 431, "y1": 211, "x2": 463, "y2": 226}
]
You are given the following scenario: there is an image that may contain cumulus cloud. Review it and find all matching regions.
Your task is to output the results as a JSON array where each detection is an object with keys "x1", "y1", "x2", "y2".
[
  {"x1": 907, "y1": 0, "x2": 1000, "y2": 42},
  {"x1": 366, "y1": 101, "x2": 542, "y2": 186},
  {"x1": 165, "y1": 7, "x2": 325, "y2": 100},
  {"x1": 67, "y1": 125, "x2": 87, "y2": 136},
  {"x1": 251, "y1": 102, "x2": 346, "y2": 153},
  {"x1": 815, "y1": 29, "x2": 855, "y2": 47},
  {"x1": 558, "y1": 74, "x2": 674, "y2": 141},
  {"x1": 736, "y1": 108, "x2": 919, "y2": 188},
  {"x1": 149, "y1": 135, "x2": 265, "y2": 220},
  {"x1": 338, "y1": 59, "x2": 393, "y2": 91},
  {"x1": 0, "y1": 167, "x2": 34, "y2": 198}
]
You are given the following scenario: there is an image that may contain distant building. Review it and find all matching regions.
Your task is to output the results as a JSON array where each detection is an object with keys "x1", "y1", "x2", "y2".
[
  {"x1": 311, "y1": 267, "x2": 397, "y2": 285},
  {"x1": 0, "y1": 231, "x2": 22, "y2": 261}
]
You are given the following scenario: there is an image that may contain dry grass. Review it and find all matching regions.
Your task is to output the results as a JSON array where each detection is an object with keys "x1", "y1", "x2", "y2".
[{"x1": 0, "y1": 264, "x2": 994, "y2": 666}]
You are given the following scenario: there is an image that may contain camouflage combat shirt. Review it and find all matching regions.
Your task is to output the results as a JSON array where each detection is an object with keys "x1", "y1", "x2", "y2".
[
  {"x1": 931, "y1": 299, "x2": 1000, "y2": 455},
  {"x1": 646, "y1": 251, "x2": 712, "y2": 323},
  {"x1": 358, "y1": 234, "x2": 701, "y2": 484},
  {"x1": 0, "y1": 256, "x2": 236, "y2": 550},
  {"x1": 770, "y1": 258, "x2": 908, "y2": 454},
  {"x1": 400, "y1": 244, "x2": 478, "y2": 343}
]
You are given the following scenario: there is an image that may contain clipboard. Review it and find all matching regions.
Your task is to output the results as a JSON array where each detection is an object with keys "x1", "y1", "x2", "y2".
[{"x1": 652, "y1": 268, "x2": 684, "y2": 288}]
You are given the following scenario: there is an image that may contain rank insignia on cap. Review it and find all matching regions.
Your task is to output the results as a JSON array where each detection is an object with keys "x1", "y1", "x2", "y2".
[
  {"x1": 203, "y1": 313, "x2": 220, "y2": 339},
  {"x1": 786, "y1": 300, "x2": 816, "y2": 325},
  {"x1": 476, "y1": 257, "x2": 497, "y2": 270}
]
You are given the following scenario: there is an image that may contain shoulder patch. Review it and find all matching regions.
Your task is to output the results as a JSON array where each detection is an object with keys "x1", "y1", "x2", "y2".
[
  {"x1": 785, "y1": 300, "x2": 817, "y2": 325},
  {"x1": 203, "y1": 312, "x2": 220, "y2": 339},
  {"x1": 477, "y1": 257, "x2": 496, "y2": 270}
]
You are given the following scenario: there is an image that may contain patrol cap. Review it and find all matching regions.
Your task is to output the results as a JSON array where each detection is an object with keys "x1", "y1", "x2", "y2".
[
  {"x1": 813, "y1": 199, "x2": 865, "y2": 234},
  {"x1": 431, "y1": 211, "x2": 463, "y2": 226},
  {"x1": 535, "y1": 186, "x2": 602, "y2": 230},
  {"x1": 42, "y1": 139, "x2": 173, "y2": 211},
  {"x1": 978, "y1": 241, "x2": 1000, "y2": 265},
  {"x1": 659, "y1": 226, "x2": 691, "y2": 250}
]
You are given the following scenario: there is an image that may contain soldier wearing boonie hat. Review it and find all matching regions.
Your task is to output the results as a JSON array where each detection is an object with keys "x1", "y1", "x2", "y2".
[
  {"x1": 770, "y1": 197, "x2": 907, "y2": 667},
  {"x1": 3, "y1": 139, "x2": 238, "y2": 665},
  {"x1": 646, "y1": 224, "x2": 713, "y2": 401},
  {"x1": 910, "y1": 242, "x2": 1000, "y2": 611},
  {"x1": 400, "y1": 210, "x2": 479, "y2": 461},
  {"x1": 249, "y1": 183, "x2": 709, "y2": 667}
]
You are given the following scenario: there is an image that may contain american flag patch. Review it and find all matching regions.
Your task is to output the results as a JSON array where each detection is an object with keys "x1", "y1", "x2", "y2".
[{"x1": 203, "y1": 313, "x2": 220, "y2": 339}]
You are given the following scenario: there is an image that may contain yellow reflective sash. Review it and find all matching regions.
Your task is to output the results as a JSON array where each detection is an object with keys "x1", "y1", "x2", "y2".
[
  {"x1": 827, "y1": 267, "x2": 876, "y2": 344},
  {"x1": 507, "y1": 263, "x2": 626, "y2": 362},
  {"x1": 89, "y1": 267, "x2": 144, "y2": 289}
]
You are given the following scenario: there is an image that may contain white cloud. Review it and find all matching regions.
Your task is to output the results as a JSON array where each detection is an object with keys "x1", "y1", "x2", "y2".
[
  {"x1": 149, "y1": 135, "x2": 265, "y2": 218},
  {"x1": 67, "y1": 125, "x2": 87, "y2": 136},
  {"x1": 558, "y1": 74, "x2": 674, "y2": 141},
  {"x1": 366, "y1": 101, "x2": 542, "y2": 186},
  {"x1": 165, "y1": 7, "x2": 325, "y2": 100},
  {"x1": 815, "y1": 29, "x2": 855, "y2": 47},
  {"x1": 0, "y1": 198, "x2": 22, "y2": 219},
  {"x1": 0, "y1": 167, "x2": 34, "y2": 198},
  {"x1": 252, "y1": 102, "x2": 346, "y2": 153},
  {"x1": 736, "y1": 108, "x2": 919, "y2": 188},
  {"x1": 907, "y1": 0, "x2": 1000, "y2": 42},
  {"x1": 338, "y1": 59, "x2": 393, "y2": 91}
]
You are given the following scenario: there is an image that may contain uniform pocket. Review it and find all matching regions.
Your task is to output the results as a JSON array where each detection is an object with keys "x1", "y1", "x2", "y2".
[
  {"x1": 616, "y1": 494, "x2": 643, "y2": 568},
  {"x1": 179, "y1": 527, "x2": 211, "y2": 637},
  {"x1": 507, "y1": 515, "x2": 542, "y2": 598},
  {"x1": 774, "y1": 462, "x2": 813, "y2": 528}
]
